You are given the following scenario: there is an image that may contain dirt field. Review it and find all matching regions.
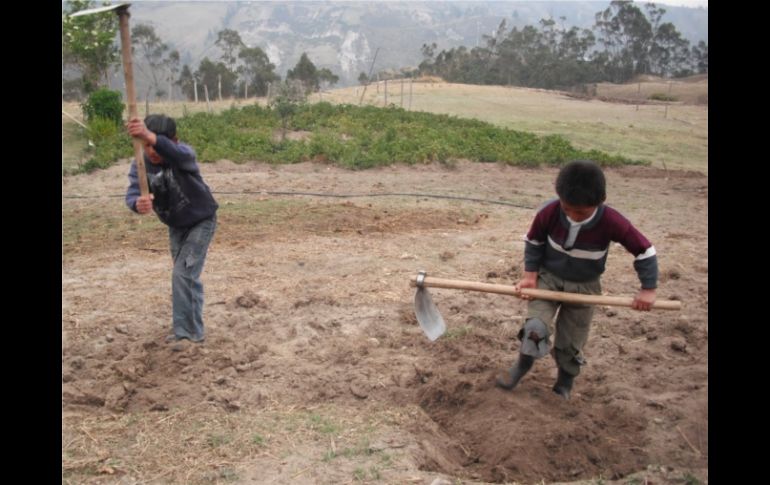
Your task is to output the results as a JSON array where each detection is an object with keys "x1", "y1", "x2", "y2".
[{"x1": 62, "y1": 158, "x2": 707, "y2": 484}]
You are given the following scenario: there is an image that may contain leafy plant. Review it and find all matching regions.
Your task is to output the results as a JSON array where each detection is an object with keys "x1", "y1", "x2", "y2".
[
  {"x1": 87, "y1": 116, "x2": 119, "y2": 141},
  {"x1": 81, "y1": 88, "x2": 125, "y2": 125},
  {"x1": 73, "y1": 100, "x2": 648, "y2": 171}
]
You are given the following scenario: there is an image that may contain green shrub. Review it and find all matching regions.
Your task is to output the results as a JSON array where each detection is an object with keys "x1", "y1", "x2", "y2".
[
  {"x1": 82, "y1": 88, "x2": 125, "y2": 125},
  {"x1": 87, "y1": 116, "x2": 119, "y2": 141},
  {"x1": 77, "y1": 128, "x2": 131, "y2": 173},
  {"x1": 649, "y1": 92, "x2": 677, "y2": 102}
]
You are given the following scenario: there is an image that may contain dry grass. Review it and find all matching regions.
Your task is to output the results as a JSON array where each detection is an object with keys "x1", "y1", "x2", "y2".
[
  {"x1": 62, "y1": 403, "x2": 409, "y2": 484},
  {"x1": 597, "y1": 74, "x2": 708, "y2": 105},
  {"x1": 61, "y1": 111, "x2": 91, "y2": 173},
  {"x1": 61, "y1": 196, "x2": 470, "y2": 256}
]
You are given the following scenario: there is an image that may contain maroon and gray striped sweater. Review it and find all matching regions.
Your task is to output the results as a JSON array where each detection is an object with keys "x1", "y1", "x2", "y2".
[{"x1": 524, "y1": 199, "x2": 658, "y2": 289}]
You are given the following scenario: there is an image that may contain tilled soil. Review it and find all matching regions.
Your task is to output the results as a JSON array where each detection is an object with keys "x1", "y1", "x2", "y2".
[{"x1": 62, "y1": 159, "x2": 708, "y2": 484}]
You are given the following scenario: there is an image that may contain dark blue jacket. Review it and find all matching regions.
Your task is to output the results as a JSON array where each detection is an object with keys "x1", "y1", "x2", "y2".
[{"x1": 125, "y1": 136, "x2": 218, "y2": 228}]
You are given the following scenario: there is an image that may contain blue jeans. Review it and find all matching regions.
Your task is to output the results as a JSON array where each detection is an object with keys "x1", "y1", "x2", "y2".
[{"x1": 169, "y1": 214, "x2": 217, "y2": 341}]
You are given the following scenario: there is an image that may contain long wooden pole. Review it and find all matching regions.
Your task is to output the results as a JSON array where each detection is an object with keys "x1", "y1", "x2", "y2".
[
  {"x1": 410, "y1": 275, "x2": 681, "y2": 311},
  {"x1": 117, "y1": 7, "x2": 148, "y2": 196}
]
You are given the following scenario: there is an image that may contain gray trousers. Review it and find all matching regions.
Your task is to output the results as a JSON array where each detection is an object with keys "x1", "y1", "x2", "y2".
[
  {"x1": 524, "y1": 268, "x2": 601, "y2": 376},
  {"x1": 169, "y1": 214, "x2": 217, "y2": 341}
]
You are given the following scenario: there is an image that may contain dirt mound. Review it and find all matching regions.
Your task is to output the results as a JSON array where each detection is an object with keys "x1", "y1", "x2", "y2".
[{"x1": 414, "y1": 381, "x2": 649, "y2": 483}]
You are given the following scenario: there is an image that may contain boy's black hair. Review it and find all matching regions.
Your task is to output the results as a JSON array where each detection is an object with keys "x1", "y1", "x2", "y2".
[
  {"x1": 555, "y1": 160, "x2": 606, "y2": 206},
  {"x1": 144, "y1": 114, "x2": 177, "y2": 139}
]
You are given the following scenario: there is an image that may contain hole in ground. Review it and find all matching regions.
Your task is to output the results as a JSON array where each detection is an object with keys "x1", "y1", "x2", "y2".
[{"x1": 410, "y1": 369, "x2": 649, "y2": 483}]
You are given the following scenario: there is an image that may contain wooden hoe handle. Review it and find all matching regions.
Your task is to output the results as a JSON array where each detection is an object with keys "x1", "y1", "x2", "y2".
[{"x1": 410, "y1": 275, "x2": 682, "y2": 311}]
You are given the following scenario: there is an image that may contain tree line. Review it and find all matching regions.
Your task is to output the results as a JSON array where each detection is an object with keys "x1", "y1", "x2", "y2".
[
  {"x1": 416, "y1": 1, "x2": 707, "y2": 89},
  {"x1": 62, "y1": 1, "x2": 339, "y2": 101}
]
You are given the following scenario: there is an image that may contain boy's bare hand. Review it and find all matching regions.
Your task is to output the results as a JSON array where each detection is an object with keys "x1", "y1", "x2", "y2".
[
  {"x1": 126, "y1": 118, "x2": 158, "y2": 145},
  {"x1": 632, "y1": 288, "x2": 656, "y2": 311},
  {"x1": 516, "y1": 271, "x2": 538, "y2": 300},
  {"x1": 136, "y1": 194, "x2": 154, "y2": 214}
]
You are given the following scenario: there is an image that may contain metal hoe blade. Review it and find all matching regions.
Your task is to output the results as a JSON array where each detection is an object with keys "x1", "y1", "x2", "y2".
[
  {"x1": 68, "y1": 3, "x2": 131, "y2": 17},
  {"x1": 414, "y1": 271, "x2": 446, "y2": 341}
]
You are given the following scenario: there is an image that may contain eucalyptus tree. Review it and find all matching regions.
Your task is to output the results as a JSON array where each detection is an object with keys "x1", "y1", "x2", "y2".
[
  {"x1": 238, "y1": 46, "x2": 279, "y2": 96},
  {"x1": 131, "y1": 23, "x2": 170, "y2": 99},
  {"x1": 287, "y1": 53, "x2": 320, "y2": 93},
  {"x1": 62, "y1": 0, "x2": 119, "y2": 94}
]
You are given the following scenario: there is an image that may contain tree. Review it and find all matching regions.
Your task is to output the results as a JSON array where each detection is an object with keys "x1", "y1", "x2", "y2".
[
  {"x1": 131, "y1": 24, "x2": 170, "y2": 99},
  {"x1": 164, "y1": 50, "x2": 181, "y2": 99},
  {"x1": 215, "y1": 28, "x2": 245, "y2": 73},
  {"x1": 286, "y1": 53, "x2": 320, "y2": 93},
  {"x1": 62, "y1": 0, "x2": 119, "y2": 95},
  {"x1": 593, "y1": 0, "x2": 653, "y2": 82},
  {"x1": 269, "y1": 81, "x2": 305, "y2": 141},
  {"x1": 418, "y1": 42, "x2": 438, "y2": 75},
  {"x1": 238, "y1": 46, "x2": 279, "y2": 97},
  {"x1": 177, "y1": 64, "x2": 197, "y2": 100},
  {"x1": 691, "y1": 41, "x2": 708, "y2": 74},
  {"x1": 195, "y1": 57, "x2": 238, "y2": 98},
  {"x1": 649, "y1": 22, "x2": 690, "y2": 77},
  {"x1": 317, "y1": 68, "x2": 339, "y2": 90},
  {"x1": 357, "y1": 72, "x2": 369, "y2": 85}
]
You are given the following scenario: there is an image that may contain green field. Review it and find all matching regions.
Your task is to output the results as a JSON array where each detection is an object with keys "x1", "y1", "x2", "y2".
[{"x1": 62, "y1": 79, "x2": 707, "y2": 174}]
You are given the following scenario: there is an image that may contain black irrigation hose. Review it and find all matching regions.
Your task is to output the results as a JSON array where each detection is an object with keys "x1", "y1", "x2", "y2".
[{"x1": 62, "y1": 190, "x2": 535, "y2": 209}]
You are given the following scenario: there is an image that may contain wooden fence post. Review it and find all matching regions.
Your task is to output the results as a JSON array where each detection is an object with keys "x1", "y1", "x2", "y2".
[{"x1": 409, "y1": 79, "x2": 413, "y2": 110}]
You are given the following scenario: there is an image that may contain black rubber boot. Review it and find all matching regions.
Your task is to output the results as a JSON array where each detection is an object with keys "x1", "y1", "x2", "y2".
[
  {"x1": 552, "y1": 367, "x2": 575, "y2": 400},
  {"x1": 495, "y1": 354, "x2": 535, "y2": 390}
]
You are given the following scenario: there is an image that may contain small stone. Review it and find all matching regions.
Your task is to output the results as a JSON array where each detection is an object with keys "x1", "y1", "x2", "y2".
[
  {"x1": 430, "y1": 479, "x2": 453, "y2": 485},
  {"x1": 350, "y1": 382, "x2": 368, "y2": 399},
  {"x1": 670, "y1": 338, "x2": 687, "y2": 353}
]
